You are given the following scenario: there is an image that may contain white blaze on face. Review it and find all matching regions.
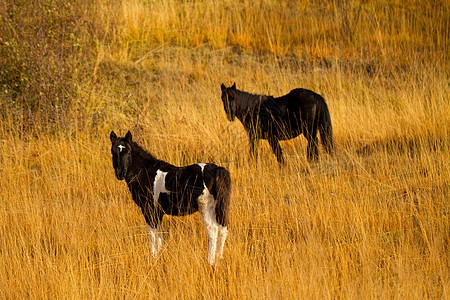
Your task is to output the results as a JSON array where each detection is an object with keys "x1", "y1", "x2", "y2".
[
  {"x1": 118, "y1": 145, "x2": 126, "y2": 152},
  {"x1": 153, "y1": 169, "x2": 169, "y2": 204}
]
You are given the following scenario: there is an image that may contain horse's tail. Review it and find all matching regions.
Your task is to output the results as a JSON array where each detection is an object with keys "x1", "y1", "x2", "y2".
[
  {"x1": 212, "y1": 167, "x2": 231, "y2": 227},
  {"x1": 317, "y1": 96, "x2": 334, "y2": 155}
]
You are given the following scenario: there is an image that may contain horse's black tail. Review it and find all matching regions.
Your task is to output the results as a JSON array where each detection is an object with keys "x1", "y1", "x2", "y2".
[
  {"x1": 213, "y1": 167, "x2": 231, "y2": 227},
  {"x1": 318, "y1": 97, "x2": 334, "y2": 155}
]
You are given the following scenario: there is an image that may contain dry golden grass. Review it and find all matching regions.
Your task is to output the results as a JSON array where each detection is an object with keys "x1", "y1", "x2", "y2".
[{"x1": 0, "y1": 0, "x2": 448, "y2": 298}]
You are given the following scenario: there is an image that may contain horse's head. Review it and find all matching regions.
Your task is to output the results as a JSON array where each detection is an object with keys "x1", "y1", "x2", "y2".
[
  {"x1": 110, "y1": 130, "x2": 133, "y2": 180},
  {"x1": 220, "y1": 83, "x2": 237, "y2": 121}
]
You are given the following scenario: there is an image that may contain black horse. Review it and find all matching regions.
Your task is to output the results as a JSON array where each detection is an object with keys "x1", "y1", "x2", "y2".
[
  {"x1": 220, "y1": 83, "x2": 333, "y2": 163},
  {"x1": 110, "y1": 130, "x2": 231, "y2": 265}
]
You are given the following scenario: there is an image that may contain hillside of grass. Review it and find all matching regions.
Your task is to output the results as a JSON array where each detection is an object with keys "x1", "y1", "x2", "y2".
[{"x1": 0, "y1": 0, "x2": 448, "y2": 298}]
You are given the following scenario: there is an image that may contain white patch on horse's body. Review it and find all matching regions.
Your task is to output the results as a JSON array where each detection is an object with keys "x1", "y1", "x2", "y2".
[
  {"x1": 153, "y1": 170, "x2": 169, "y2": 205},
  {"x1": 197, "y1": 163, "x2": 206, "y2": 172},
  {"x1": 197, "y1": 163, "x2": 208, "y2": 189},
  {"x1": 118, "y1": 144, "x2": 126, "y2": 152},
  {"x1": 198, "y1": 186, "x2": 215, "y2": 225}
]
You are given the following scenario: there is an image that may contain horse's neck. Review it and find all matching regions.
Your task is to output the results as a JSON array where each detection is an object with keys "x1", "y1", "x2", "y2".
[
  {"x1": 126, "y1": 146, "x2": 157, "y2": 184},
  {"x1": 236, "y1": 90, "x2": 265, "y2": 117}
]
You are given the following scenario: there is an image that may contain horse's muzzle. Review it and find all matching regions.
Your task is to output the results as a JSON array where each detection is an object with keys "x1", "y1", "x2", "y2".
[{"x1": 115, "y1": 169, "x2": 125, "y2": 180}]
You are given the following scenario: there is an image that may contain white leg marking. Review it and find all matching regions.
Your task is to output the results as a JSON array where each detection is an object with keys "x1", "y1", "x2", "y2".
[
  {"x1": 147, "y1": 225, "x2": 158, "y2": 256},
  {"x1": 216, "y1": 225, "x2": 228, "y2": 260},
  {"x1": 155, "y1": 223, "x2": 162, "y2": 253},
  {"x1": 147, "y1": 224, "x2": 163, "y2": 256},
  {"x1": 198, "y1": 185, "x2": 220, "y2": 265},
  {"x1": 153, "y1": 170, "x2": 170, "y2": 205},
  {"x1": 206, "y1": 224, "x2": 219, "y2": 265}
]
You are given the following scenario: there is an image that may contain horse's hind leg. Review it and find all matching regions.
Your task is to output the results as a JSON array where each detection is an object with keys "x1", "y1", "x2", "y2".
[
  {"x1": 199, "y1": 193, "x2": 220, "y2": 265},
  {"x1": 307, "y1": 137, "x2": 319, "y2": 161},
  {"x1": 268, "y1": 137, "x2": 284, "y2": 163},
  {"x1": 216, "y1": 225, "x2": 228, "y2": 260},
  {"x1": 305, "y1": 121, "x2": 319, "y2": 161},
  {"x1": 202, "y1": 220, "x2": 219, "y2": 265}
]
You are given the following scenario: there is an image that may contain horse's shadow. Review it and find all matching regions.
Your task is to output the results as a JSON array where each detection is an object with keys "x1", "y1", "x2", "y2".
[{"x1": 356, "y1": 134, "x2": 445, "y2": 157}]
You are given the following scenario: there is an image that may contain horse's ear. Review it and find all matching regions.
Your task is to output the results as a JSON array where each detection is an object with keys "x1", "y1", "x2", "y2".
[
  {"x1": 221, "y1": 83, "x2": 226, "y2": 91},
  {"x1": 125, "y1": 130, "x2": 132, "y2": 142},
  {"x1": 231, "y1": 82, "x2": 236, "y2": 89},
  {"x1": 110, "y1": 131, "x2": 117, "y2": 143}
]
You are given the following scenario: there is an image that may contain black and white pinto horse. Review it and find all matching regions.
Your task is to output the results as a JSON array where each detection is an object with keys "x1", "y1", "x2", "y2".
[
  {"x1": 221, "y1": 83, "x2": 334, "y2": 163},
  {"x1": 110, "y1": 131, "x2": 231, "y2": 265}
]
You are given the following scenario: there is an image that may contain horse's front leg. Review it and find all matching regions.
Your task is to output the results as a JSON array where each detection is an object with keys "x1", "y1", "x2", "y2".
[
  {"x1": 147, "y1": 224, "x2": 163, "y2": 256},
  {"x1": 268, "y1": 137, "x2": 284, "y2": 164},
  {"x1": 142, "y1": 206, "x2": 163, "y2": 256},
  {"x1": 249, "y1": 133, "x2": 259, "y2": 159}
]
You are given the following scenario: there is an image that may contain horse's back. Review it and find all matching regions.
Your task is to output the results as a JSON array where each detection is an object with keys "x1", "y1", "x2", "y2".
[
  {"x1": 281, "y1": 88, "x2": 327, "y2": 118},
  {"x1": 286, "y1": 88, "x2": 324, "y2": 104},
  {"x1": 160, "y1": 163, "x2": 229, "y2": 193}
]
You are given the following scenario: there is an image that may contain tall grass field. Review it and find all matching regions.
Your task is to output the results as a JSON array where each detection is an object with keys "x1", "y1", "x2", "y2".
[{"x1": 0, "y1": 0, "x2": 448, "y2": 298}]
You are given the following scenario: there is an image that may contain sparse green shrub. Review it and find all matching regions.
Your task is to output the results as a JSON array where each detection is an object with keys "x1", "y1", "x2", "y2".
[{"x1": 0, "y1": 0, "x2": 95, "y2": 132}]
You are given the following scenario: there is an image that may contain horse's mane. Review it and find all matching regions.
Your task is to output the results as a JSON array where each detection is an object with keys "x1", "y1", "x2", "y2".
[
  {"x1": 234, "y1": 89, "x2": 275, "y2": 114},
  {"x1": 130, "y1": 140, "x2": 158, "y2": 161}
]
